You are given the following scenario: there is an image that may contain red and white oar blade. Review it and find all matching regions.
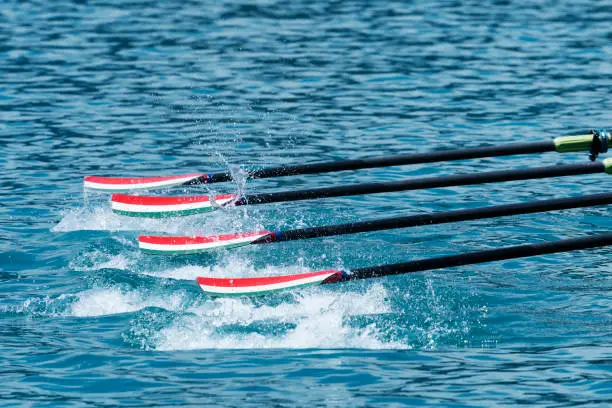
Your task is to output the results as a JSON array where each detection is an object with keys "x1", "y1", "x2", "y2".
[
  {"x1": 196, "y1": 270, "x2": 345, "y2": 297},
  {"x1": 111, "y1": 193, "x2": 237, "y2": 217},
  {"x1": 139, "y1": 230, "x2": 272, "y2": 255},
  {"x1": 84, "y1": 174, "x2": 204, "y2": 192}
]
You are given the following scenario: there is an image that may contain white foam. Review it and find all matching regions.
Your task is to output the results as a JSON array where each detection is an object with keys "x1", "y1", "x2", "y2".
[
  {"x1": 151, "y1": 283, "x2": 411, "y2": 350},
  {"x1": 52, "y1": 202, "x2": 265, "y2": 235},
  {"x1": 7, "y1": 286, "x2": 187, "y2": 318},
  {"x1": 128, "y1": 256, "x2": 412, "y2": 350},
  {"x1": 6, "y1": 294, "x2": 73, "y2": 317},
  {"x1": 53, "y1": 206, "x2": 133, "y2": 232},
  {"x1": 69, "y1": 287, "x2": 186, "y2": 317}
]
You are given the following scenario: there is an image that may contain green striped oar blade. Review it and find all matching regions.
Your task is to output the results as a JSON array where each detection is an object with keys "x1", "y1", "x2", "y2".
[{"x1": 111, "y1": 193, "x2": 237, "y2": 217}]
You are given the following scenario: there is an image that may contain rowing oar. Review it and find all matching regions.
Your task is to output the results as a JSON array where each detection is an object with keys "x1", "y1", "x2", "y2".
[
  {"x1": 138, "y1": 192, "x2": 612, "y2": 254},
  {"x1": 195, "y1": 233, "x2": 612, "y2": 296},
  {"x1": 84, "y1": 130, "x2": 609, "y2": 191},
  {"x1": 111, "y1": 159, "x2": 612, "y2": 218}
]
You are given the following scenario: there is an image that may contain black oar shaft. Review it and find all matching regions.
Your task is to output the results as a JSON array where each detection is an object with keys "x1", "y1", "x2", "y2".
[
  {"x1": 204, "y1": 140, "x2": 557, "y2": 183},
  {"x1": 346, "y1": 233, "x2": 612, "y2": 281},
  {"x1": 249, "y1": 141, "x2": 556, "y2": 178},
  {"x1": 240, "y1": 162, "x2": 605, "y2": 206},
  {"x1": 274, "y1": 192, "x2": 612, "y2": 242}
]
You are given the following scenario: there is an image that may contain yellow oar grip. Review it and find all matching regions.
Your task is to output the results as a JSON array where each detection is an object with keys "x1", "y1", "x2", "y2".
[
  {"x1": 553, "y1": 134, "x2": 593, "y2": 153},
  {"x1": 603, "y1": 158, "x2": 612, "y2": 174}
]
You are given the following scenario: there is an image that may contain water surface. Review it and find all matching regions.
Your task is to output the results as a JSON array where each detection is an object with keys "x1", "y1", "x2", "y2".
[{"x1": 1, "y1": 0, "x2": 611, "y2": 406}]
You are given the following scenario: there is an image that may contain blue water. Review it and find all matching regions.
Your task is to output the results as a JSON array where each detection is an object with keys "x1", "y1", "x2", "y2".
[{"x1": 1, "y1": 0, "x2": 612, "y2": 405}]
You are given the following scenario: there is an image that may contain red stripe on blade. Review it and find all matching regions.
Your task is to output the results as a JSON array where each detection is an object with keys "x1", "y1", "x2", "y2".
[
  {"x1": 111, "y1": 193, "x2": 236, "y2": 205},
  {"x1": 196, "y1": 270, "x2": 340, "y2": 288},
  {"x1": 140, "y1": 230, "x2": 271, "y2": 245}
]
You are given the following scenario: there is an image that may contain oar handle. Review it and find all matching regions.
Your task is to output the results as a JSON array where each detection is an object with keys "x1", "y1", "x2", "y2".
[
  {"x1": 554, "y1": 129, "x2": 610, "y2": 159},
  {"x1": 346, "y1": 233, "x2": 612, "y2": 281},
  {"x1": 554, "y1": 134, "x2": 595, "y2": 153},
  {"x1": 241, "y1": 161, "x2": 609, "y2": 206}
]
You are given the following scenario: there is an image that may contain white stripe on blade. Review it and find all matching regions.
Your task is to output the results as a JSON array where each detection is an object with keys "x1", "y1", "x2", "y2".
[
  {"x1": 139, "y1": 233, "x2": 270, "y2": 252},
  {"x1": 198, "y1": 273, "x2": 337, "y2": 296},
  {"x1": 111, "y1": 197, "x2": 235, "y2": 213}
]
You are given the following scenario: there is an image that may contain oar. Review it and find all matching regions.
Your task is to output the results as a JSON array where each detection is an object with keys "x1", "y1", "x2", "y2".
[
  {"x1": 111, "y1": 160, "x2": 612, "y2": 218},
  {"x1": 195, "y1": 233, "x2": 612, "y2": 296},
  {"x1": 138, "y1": 192, "x2": 612, "y2": 254},
  {"x1": 84, "y1": 131, "x2": 609, "y2": 191}
]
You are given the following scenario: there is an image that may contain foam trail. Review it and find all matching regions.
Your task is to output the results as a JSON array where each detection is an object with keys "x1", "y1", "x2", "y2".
[
  {"x1": 148, "y1": 284, "x2": 411, "y2": 350},
  {"x1": 69, "y1": 287, "x2": 187, "y2": 317},
  {"x1": 53, "y1": 202, "x2": 265, "y2": 235}
]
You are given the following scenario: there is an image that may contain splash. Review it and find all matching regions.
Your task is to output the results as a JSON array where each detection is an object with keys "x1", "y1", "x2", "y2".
[
  {"x1": 4, "y1": 287, "x2": 189, "y2": 318},
  {"x1": 69, "y1": 287, "x2": 187, "y2": 317},
  {"x1": 131, "y1": 283, "x2": 411, "y2": 350},
  {"x1": 52, "y1": 199, "x2": 265, "y2": 235},
  {"x1": 48, "y1": 187, "x2": 481, "y2": 351},
  {"x1": 3, "y1": 294, "x2": 75, "y2": 318}
]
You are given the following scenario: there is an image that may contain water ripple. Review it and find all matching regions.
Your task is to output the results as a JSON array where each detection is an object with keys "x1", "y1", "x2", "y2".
[{"x1": 1, "y1": 0, "x2": 612, "y2": 405}]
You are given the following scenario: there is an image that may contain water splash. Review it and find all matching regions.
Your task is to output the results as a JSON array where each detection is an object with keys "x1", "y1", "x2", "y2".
[
  {"x1": 4, "y1": 286, "x2": 190, "y2": 318},
  {"x1": 128, "y1": 283, "x2": 411, "y2": 350},
  {"x1": 52, "y1": 197, "x2": 266, "y2": 235},
  {"x1": 69, "y1": 287, "x2": 188, "y2": 317}
]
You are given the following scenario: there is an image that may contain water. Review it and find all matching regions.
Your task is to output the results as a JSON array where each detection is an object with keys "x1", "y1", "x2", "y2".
[{"x1": 1, "y1": 0, "x2": 612, "y2": 405}]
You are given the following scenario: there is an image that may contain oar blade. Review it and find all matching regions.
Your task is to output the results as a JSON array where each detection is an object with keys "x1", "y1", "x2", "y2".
[
  {"x1": 84, "y1": 174, "x2": 203, "y2": 192},
  {"x1": 196, "y1": 270, "x2": 344, "y2": 297},
  {"x1": 111, "y1": 193, "x2": 237, "y2": 217},
  {"x1": 139, "y1": 230, "x2": 272, "y2": 255}
]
